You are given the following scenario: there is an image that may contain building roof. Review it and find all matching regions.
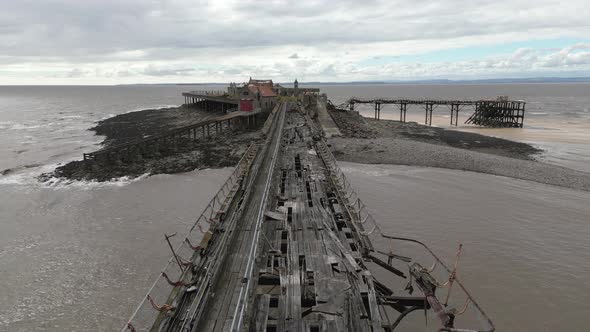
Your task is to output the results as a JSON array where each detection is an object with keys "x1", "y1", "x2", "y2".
[
  {"x1": 248, "y1": 78, "x2": 273, "y2": 85},
  {"x1": 247, "y1": 82, "x2": 277, "y2": 97}
]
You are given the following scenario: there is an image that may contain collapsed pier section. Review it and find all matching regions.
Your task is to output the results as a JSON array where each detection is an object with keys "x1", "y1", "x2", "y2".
[
  {"x1": 339, "y1": 97, "x2": 526, "y2": 128},
  {"x1": 465, "y1": 100, "x2": 526, "y2": 128}
]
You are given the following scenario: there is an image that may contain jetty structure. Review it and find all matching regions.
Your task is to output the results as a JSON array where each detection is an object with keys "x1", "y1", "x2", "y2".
[
  {"x1": 123, "y1": 79, "x2": 500, "y2": 332},
  {"x1": 83, "y1": 79, "x2": 320, "y2": 163},
  {"x1": 335, "y1": 96, "x2": 526, "y2": 127},
  {"x1": 182, "y1": 78, "x2": 320, "y2": 114},
  {"x1": 83, "y1": 80, "x2": 527, "y2": 165}
]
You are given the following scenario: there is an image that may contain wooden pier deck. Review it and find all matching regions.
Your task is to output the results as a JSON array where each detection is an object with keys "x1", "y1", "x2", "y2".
[
  {"x1": 123, "y1": 103, "x2": 495, "y2": 332},
  {"x1": 341, "y1": 97, "x2": 526, "y2": 127},
  {"x1": 182, "y1": 91, "x2": 239, "y2": 113}
]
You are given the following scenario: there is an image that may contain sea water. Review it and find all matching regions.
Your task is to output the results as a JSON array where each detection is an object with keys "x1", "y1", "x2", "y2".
[
  {"x1": 0, "y1": 84, "x2": 589, "y2": 331},
  {"x1": 320, "y1": 83, "x2": 590, "y2": 172}
]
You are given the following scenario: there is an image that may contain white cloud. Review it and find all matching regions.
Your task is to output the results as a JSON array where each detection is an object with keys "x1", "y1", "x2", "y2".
[
  {"x1": 142, "y1": 65, "x2": 195, "y2": 77},
  {"x1": 0, "y1": 0, "x2": 589, "y2": 83}
]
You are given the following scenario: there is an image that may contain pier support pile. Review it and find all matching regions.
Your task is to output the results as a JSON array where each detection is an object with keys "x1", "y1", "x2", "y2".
[{"x1": 340, "y1": 97, "x2": 526, "y2": 128}]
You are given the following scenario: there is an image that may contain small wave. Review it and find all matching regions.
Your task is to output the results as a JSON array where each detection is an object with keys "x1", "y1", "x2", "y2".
[
  {"x1": 59, "y1": 115, "x2": 84, "y2": 119},
  {"x1": 99, "y1": 113, "x2": 116, "y2": 121},
  {"x1": 95, "y1": 105, "x2": 181, "y2": 122},
  {"x1": 3, "y1": 122, "x2": 60, "y2": 131},
  {"x1": 40, "y1": 173, "x2": 150, "y2": 189},
  {"x1": 124, "y1": 104, "x2": 180, "y2": 114},
  {"x1": 0, "y1": 162, "x2": 149, "y2": 189},
  {"x1": 9, "y1": 123, "x2": 42, "y2": 130},
  {"x1": 1, "y1": 163, "x2": 42, "y2": 176},
  {"x1": 560, "y1": 111, "x2": 584, "y2": 118},
  {"x1": 529, "y1": 112, "x2": 548, "y2": 115}
]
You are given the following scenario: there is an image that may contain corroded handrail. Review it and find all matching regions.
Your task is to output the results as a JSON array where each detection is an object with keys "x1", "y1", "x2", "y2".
[
  {"x1": 313, "y1": 133, "x2": 495, "y2": 332},
  {"x1": 185, "y1": 90, "x2": 227, "y2": 96},
  {"x1": 122, "y1": 143, "x2": 258, "y2": 332}
]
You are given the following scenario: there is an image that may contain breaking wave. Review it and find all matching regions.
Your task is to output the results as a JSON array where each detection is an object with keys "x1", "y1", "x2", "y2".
[{"x1": 0, "y1": 163, "x2": 149, "y2": 189}]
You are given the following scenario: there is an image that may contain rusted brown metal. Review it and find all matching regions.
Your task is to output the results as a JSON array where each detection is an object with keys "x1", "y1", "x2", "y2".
[{"x1": 164, "y1": 233, "x2": 184, "y2": 272}]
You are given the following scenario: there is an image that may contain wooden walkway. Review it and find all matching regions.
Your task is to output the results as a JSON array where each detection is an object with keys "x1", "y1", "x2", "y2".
[
  {"x1": 182, "y1": 91, "x2": 239, "y2": 113},
  {"x1": 123, "y1": 103, "x2": 495, "y2": 332}
]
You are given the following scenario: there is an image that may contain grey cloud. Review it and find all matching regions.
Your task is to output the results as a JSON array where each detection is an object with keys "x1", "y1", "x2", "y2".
[
  {"x1": 66, "y1": 68, "x2": 85, "y2": 78},
  {"x1": 117, "y1": 70, "x2": 134, "y2": 77},
  {"x1": 143, "y1": 65, "x2": 195, "y2": 76},
  {"x1": 320, "y1": 64, "x2": 336, "y2": 76},
  {"x1": 1, "y1": 0, "x2": 588, "y2": 61},
  {"x1": 222, "y1": 68, "x2": 243, "y2": 75},
  {"x1": 1, "y1": 0, "x2": 589, "y2": 82}
]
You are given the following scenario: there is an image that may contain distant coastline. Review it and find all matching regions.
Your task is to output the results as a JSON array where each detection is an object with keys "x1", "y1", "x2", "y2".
[{"x1": 116, "y1": 77, "x2": 590, "y2": 86}]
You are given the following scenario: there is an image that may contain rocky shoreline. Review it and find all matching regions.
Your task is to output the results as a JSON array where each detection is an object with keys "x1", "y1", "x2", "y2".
[
  {"x1": 40, "y1": 104, "x2": 590, "y2": 191},
  {"x1": 327, "y1": 109, "x2": 590, "y2": 191},
  {"x1": 40, "y1": 106, "x2": 264, "y2": 182}
]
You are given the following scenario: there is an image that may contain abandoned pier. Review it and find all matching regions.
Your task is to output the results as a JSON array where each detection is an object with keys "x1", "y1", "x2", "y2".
[
  {"x1": 336, "y1": 97, "x2": 526, "y2": 127},
  {"x1": 113, "y1": 79, "x2": 518, "y2": 332}
]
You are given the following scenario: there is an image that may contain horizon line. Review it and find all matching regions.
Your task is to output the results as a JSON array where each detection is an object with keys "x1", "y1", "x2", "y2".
[{"x1": 3, "y1": 76, "x2": 590, "y2": 86}]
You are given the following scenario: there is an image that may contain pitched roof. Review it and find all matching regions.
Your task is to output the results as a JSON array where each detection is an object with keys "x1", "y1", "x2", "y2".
[
  {"x1": 247, "y1": 83, "x2": 277, "y2": 97},
  {"x1": 249, "y1": 78, "x2": 274, "y2": 85}
]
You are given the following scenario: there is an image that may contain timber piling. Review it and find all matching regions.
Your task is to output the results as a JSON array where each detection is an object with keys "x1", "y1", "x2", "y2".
[{"x1": 342, "y1": 97, "x2": 526, "y2": 127}]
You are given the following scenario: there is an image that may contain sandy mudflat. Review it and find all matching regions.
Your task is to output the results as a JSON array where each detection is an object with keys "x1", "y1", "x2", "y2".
[
  {"x1": 329, "y1": 108, "x2": 540, "y2": 159},
  {"x1": 329, "y1": 137, "x2": 590, "y2": 191},
  {"x1": 327, "y1": 109, "x2": 590, "y2": 191}
]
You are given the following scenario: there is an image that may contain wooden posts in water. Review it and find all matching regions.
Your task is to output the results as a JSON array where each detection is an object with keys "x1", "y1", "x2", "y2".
[
  {"x1": 424, "y1": 103, "x2": 434, "y2": 126},
  {"x1": 373, "y1": 102, "x2": 382, "y2": 120},
  {"x1": 450, "y1": 104, "x2": 460, "y2": 126},
  {"x1": 344, "y1": 98, "x2": 526, "y2": 128},
  {"x1": 399, "y1": 103, "x2": 407, "y2": 123}
]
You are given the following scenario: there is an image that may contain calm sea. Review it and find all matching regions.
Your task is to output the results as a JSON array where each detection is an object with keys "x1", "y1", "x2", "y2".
[{"x1": 0, "y1": 84, "x2": 589, "y2": 331}]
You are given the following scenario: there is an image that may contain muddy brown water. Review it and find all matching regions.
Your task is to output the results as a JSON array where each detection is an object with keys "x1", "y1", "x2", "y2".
[
  {"x1": 0, "y1": 168, "x2": 232, "y2": 331},
  {"x1": 1, "y1": 84, "x2": 589, "y2": 331},
  {"x1": 342, "y1": 162, "x2": 590, "y2": 332}
]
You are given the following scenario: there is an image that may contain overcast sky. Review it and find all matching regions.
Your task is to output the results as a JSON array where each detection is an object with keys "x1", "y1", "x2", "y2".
[{"x1": 1, "y1": 0, "x2": 590, "y2": 84}]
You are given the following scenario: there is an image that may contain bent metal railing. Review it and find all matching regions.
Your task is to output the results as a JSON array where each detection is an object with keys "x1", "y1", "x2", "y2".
[
  {"x1": 314, "y1": 136, "x2": 495, "y2": 332},
  {"x1": 122, "y1": 143, "x2": 258, "y2": 332}
]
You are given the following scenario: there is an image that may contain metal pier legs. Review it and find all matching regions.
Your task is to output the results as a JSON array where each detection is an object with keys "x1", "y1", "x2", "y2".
[
  {"x1": 374, "y1": 102, "x2": 381, "y2": 120},
  {"x1": 425, "y1": 103, "x2": 434, "y2": 126},
  {"x1": 399, "y1": 103, "x2": 407, "y2": 123},
  {"x1": 450, "y1": 104, "x2": 459, "y2": 126}
]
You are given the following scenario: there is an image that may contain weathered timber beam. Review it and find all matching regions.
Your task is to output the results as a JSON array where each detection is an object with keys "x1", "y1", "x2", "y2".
[{"x1": 367, "y1": 254, "x2": 406, "y2": 278}]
